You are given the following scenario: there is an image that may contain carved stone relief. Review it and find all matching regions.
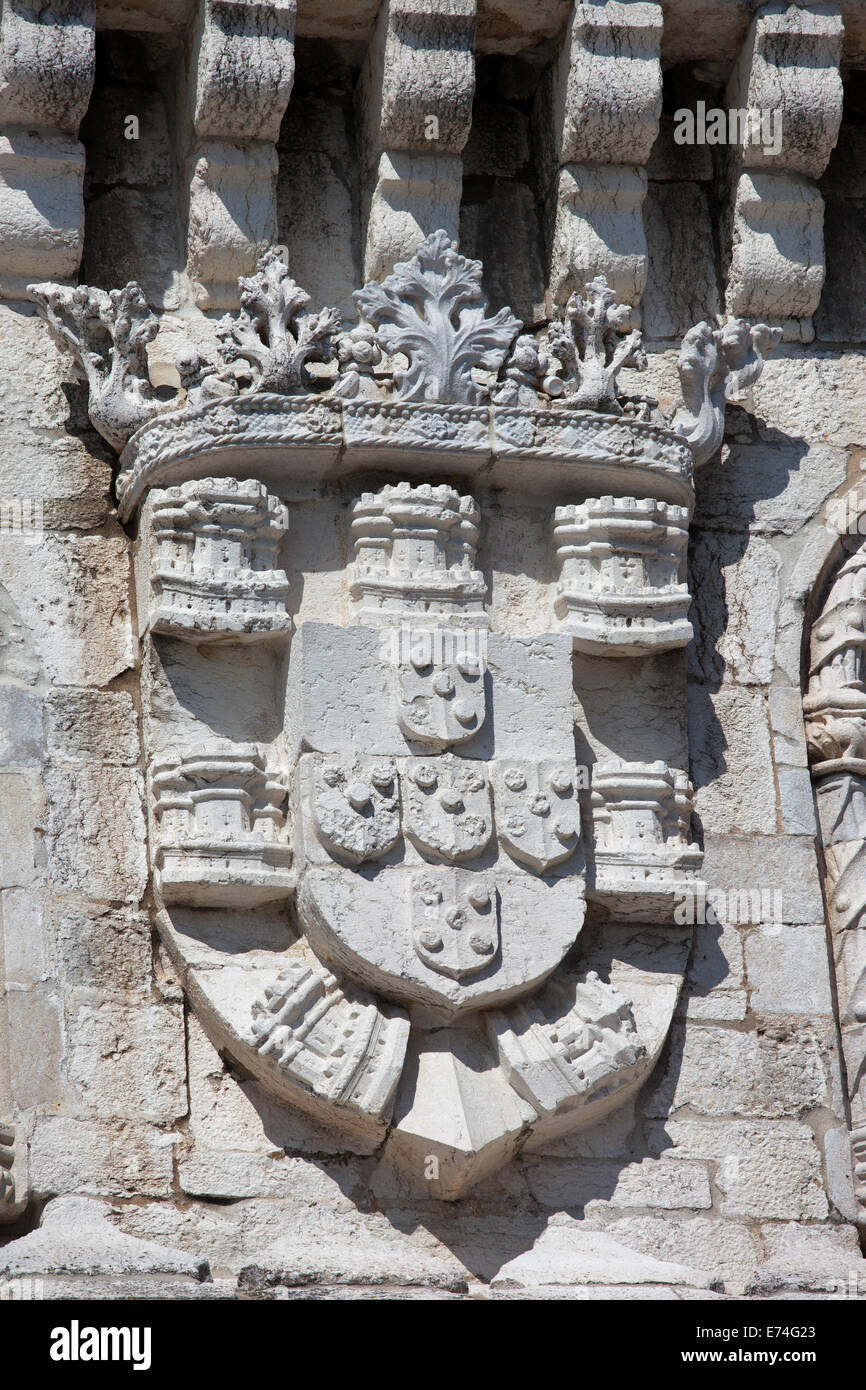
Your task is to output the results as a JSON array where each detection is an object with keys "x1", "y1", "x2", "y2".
[{"x1": 29, "y1": 230, "x2": 778, "y2": 1195}]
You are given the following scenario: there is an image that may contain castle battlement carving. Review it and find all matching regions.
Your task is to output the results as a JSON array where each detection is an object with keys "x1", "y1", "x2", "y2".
[
  {"x1": 144, "y1": 477, "x2": 290, "y2": 641},
  {"x1": 151, "y1": 744, "x2": 293, "y2": 907},
  {"x1": 553, "y1": 495, "x2": 691, "y2": 656},
  {"x1": 350, "y1": 482, "x2": 487, "y2": 628}
]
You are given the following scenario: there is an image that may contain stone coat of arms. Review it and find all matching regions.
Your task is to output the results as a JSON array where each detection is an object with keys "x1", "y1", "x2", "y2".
[{"x1": 29, "y1": 233, "x2": 778, "y2": 1196}]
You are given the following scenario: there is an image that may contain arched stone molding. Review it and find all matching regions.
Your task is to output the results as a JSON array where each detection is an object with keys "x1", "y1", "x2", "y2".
[{"x1": 798, "y1": 478, "x2": 866, "y2": 1224}]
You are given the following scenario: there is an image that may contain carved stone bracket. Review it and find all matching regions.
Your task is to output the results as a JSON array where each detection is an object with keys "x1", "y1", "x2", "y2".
[
  {"x1": 184, "y1": 0, "x2": 297, "y2": 309},
  {"x1": 354, "y1": 229, "x2": 521, "y2": 404},
  {"x1": 358, "y1": 0, "x2": 476, "y2": 281},
  {"x1": 541, "y1": 0, "x2": 663, "y2": 315},
  {"x1": 0, "y1": 0, "x2": 95, "y2": 297},
  {"x1": 723, "y1": 2, "x2": 843, "y2": 342}
]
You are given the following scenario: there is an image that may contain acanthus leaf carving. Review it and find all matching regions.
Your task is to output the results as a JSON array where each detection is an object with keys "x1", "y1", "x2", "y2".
[
  {"x1": 216, "y1": 246, "x2": 341, "y2": 393},
  {"x1": 546, "y1": 275, "x2": 647, "y2": 414},
  {"x1": 27, "y1": 280, "x2": 163, "y2": 452},
  {"x1": 353, "y1": 229, "x2": 521, "y2": 404},
  {"x1": 671, "y1": 317, "x2": 781, "y2": 467}
]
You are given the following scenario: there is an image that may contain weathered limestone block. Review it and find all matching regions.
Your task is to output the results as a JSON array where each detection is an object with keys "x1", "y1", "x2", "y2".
[
  {"x1": 358, "y1": 0, "x2": 476, "y2": 279},
  {"x1": 0, "y1": 1196, "x2": 208, "y2": 1287},
  {"x1": 666, "y1": 1119, "x2": 829, "y2": 1221},
  {"x1": 641, "y1": 182, "x2": 721, "y2": 341},
  {"x1": 694, "y1": 439, "x2": 847, "y2": 532},
  {"x1": 646, "y1": 1021, "x2": 831, "y2": 1120},
  {"x1": 723, "y1": 3, "x2": 844, "y2": 339},
  {"x1": 51, "y1": 904, "x2": 153, "y2": 1000},
  {"x1": 490, "y1": 1222, "x2": 716, "y2": 1291},
  {"x1": 44, "y1": 766, "x2": 147, "y2": 903},
  {"x1": 185, "y1": 0, "x2": 297, "y2": 308},
  {"x1": 29, "y1": 1116, "x2": 177, "y2": 1199},
  {"x1": 726, "y1": 1, "x2": 844, "y2": 180},
  {"x1": 745, "y1": 924, "x2": 834, "y2": 1017},
  {"x1": 65, "y1": 999, "x2": 187, "y2": 1123},
  {"x1": 541, "y1": 0, "x2": 662, "y2": 312},
  {"x1": 605, "y1": 1215, "x2": 762, "y2": 1296},
  {"x1": 0, "y1": 0, "x2": 95, "y2": 296},
  {"x1": 276, "y1": 92, "x2": 358, "y2": 321},
  {"x1": 459, "y1": 178, "x2": 546, "y2": 328},
  {"x1": 524, "y1": 1154, "x2": 713, "y2": 1211},
  {"x1": 44, "y1": 689, "x2": 138, "y2": 768},
  {"x1": 701, "y1": 834, "x2": 824, "y2": 925},
  {"x1": 687, "y1": 686, "x2": 776, "y2": 835},
  {"x1": 0, "y1": 133, "x2": 86, "y2": 298}
]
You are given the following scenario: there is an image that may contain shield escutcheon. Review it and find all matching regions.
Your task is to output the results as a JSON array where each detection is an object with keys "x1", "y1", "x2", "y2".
[
  {"x1": 491, "y1": 758, "x2": 582, "y2": 872},
  {"x1": 403, "y1": 754, "x2": 493, "y2": 861},
  {"x1": 395, "y1": 648, "x2": 486, "y2": 746},
  {"x1": 305, "y1": 754, "x2": 400, "y2": 864},
  {"x1": 411, "y1": 869, "x2": 500, "y2": 978}
]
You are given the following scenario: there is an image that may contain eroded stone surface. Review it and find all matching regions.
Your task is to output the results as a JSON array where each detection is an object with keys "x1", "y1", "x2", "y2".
[{"x1": 0, "y1": 0, "x2": 861, "y2": 1298}]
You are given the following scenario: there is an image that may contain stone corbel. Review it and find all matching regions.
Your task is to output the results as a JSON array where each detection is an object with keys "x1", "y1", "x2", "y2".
[
  {"x1": 184, "y1": 0, "x2": 297, "y2": 310},
  {"x1": 723, "y1": 2, "x2": 843, "y2": 343},
  {"x1": 0, "y1": 0, "x2": 95, "y2": 298},
  {"x1": 541, "y1": 0, "x2": 662, "y2": 317},
  {"x1": 357, "y1": 0, "x2": 476, "y2": 282}
]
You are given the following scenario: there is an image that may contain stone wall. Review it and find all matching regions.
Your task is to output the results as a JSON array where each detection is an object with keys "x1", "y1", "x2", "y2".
[{"x1": 0, "y1": 0, "x2": 864, "y2": 1301}]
